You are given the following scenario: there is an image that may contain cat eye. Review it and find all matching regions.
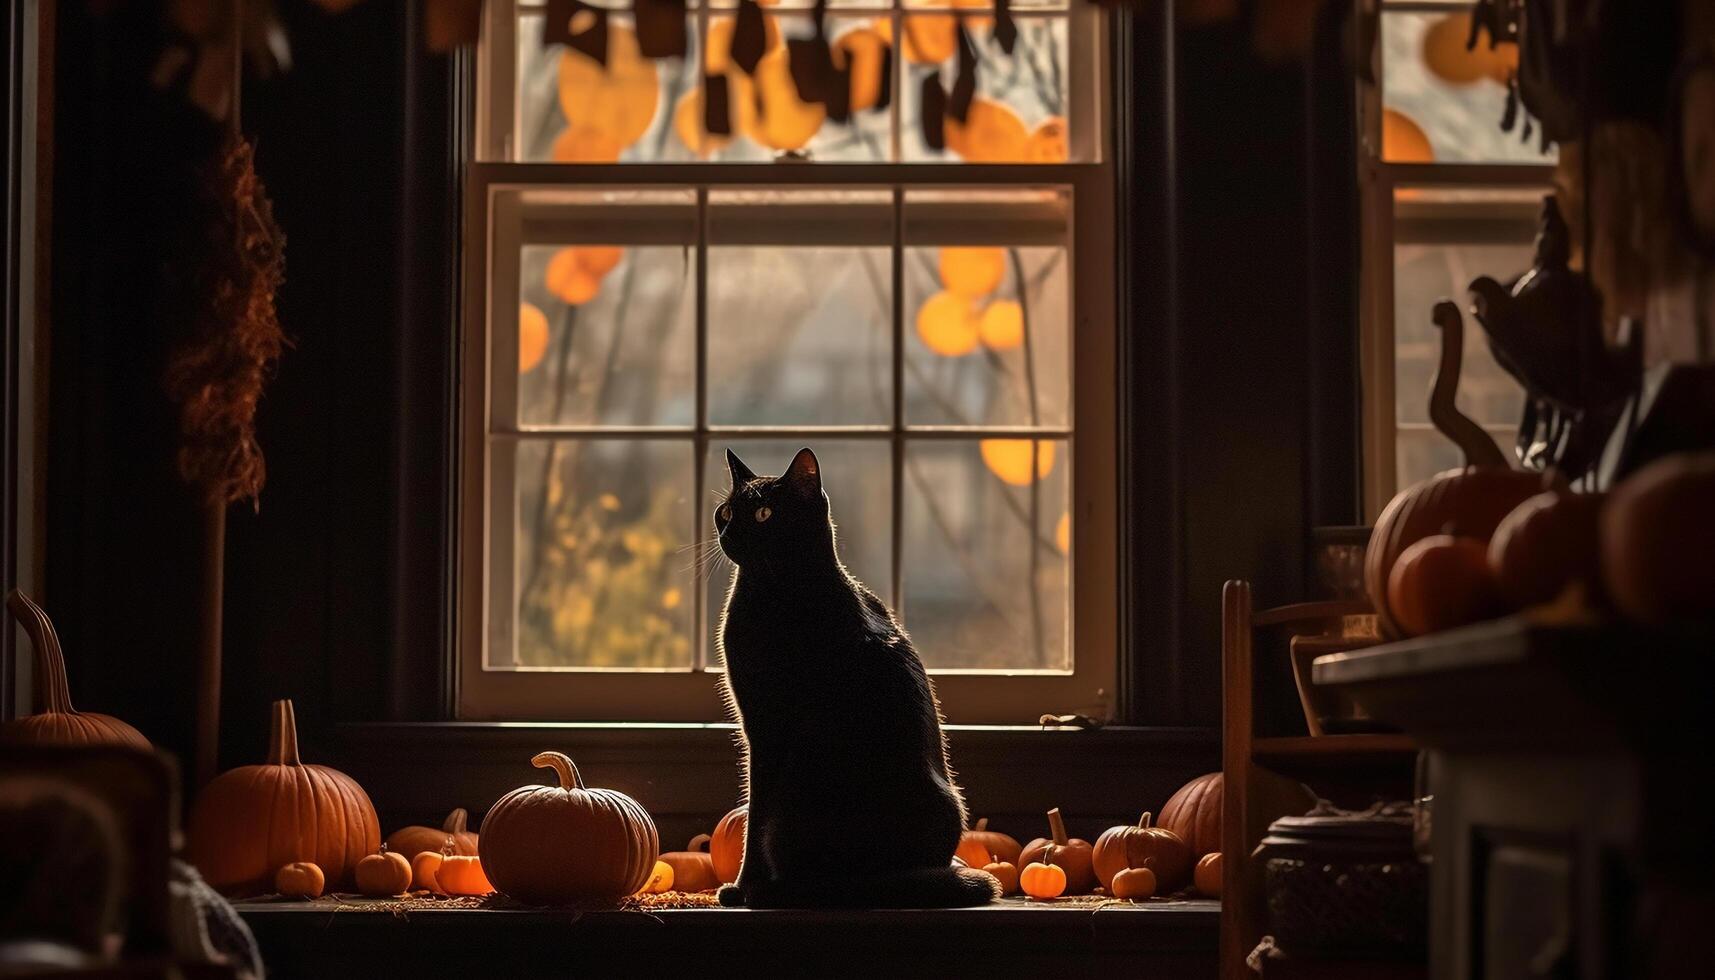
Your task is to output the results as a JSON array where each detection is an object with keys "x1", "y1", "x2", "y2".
[
  {"x1": 719, "y1": 504, "x2": 732, "y2": 522},
  {"x1": 755, "y1": 506, "x2": 772, "y2": 523}
]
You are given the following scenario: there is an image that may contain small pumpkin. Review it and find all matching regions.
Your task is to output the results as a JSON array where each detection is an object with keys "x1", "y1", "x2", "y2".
[
  {"x1": 355, "y1": 849, "x2": 413, "y2": 897},
  {"x1": 660, "y1": 834, "x2": 720, "y2": 892},
  {"x1": 411, "y1": 851, "x2": 446, "y2": 893},
  {"x1": 187, "y1": 700, "x2": 381, "y2": 895},
  {"x1": 1387, "y1": 534, "x2": 1504, "y2": 636},
  {"x1": 957, "y1": 817, "x2": 1023, "y2": 869},
  {"x1": 1489, "y1": 490, "x2": 1605, "y2": 610},
  {"x1": 1601, "y1": 452, "x2": 1715, "y2": 625},
  {"x1": 982, "y1": 860, "x2": 1020, "y2": 895},
  {"x1": 1019, "y1": 858, "x2": 1067, "y2": 899},
  {"x1": 1018, "y1": 808, "x2": 1096, "y2": 895},
  {"x1": 479, "y1": 751, "x2": 659, "y2": 905},
  {"x1": 1157, "y1": 772, "x2": 1222, "y2": 859},
  {"x1": 1194, "y1": 852, "x2": 1223, "y2": 898},
  {"x1": 710, "y1": 805, "x2": 748, "y2": 884},
  {"x1": 1111, "y1": 866, "x2": 1157, "y2": 900},
  {"x1": 1092, "y1": 812, "x2": 1193, "y2": 894},
  {"x1": 437, "y1": 855, "x2": 495, "y2": 896},
  {"x1": 275, "y1": 862, "x2": 325, "y2": 899},
  {"x1": 0, "y1": 591, "x2": 149, "y2": 749},
  {"x1": 385, "y1": 808, "x2": 479, "y2": 859},
  {"x1": 640, "y1": 860, "x2": 674, "y2": 894}
]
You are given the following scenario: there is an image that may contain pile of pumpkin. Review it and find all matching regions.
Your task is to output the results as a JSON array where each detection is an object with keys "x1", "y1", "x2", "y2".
[
  {"x1": 1371, "y1": 451, "x2": 1715, "y2": 638},
  {"x1": 952, "y1": 773, "x2": 1225, "y2": 903}
]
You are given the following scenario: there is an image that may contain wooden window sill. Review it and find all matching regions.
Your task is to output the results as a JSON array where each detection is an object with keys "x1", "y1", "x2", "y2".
[{"x1": 238, "y1": 897, "x2": 1219, "y2": 978}]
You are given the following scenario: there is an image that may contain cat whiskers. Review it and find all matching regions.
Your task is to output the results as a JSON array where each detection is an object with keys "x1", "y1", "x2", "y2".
[{"x1": 680, "y1": 536, "x2": 732, "y2": 577}]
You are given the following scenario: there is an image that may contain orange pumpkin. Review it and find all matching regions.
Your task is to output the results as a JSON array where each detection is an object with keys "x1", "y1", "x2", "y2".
[
  {"x1": 1601, "y1": 452, "x2": 1715, "y2": 626},
  {"x1": 385, "y1": 808, "x2": 480, "y2": 860},
  {"x1": 0, "y1": 591, "x2": 149, "y2": 749},
  {"x1": 437, "y1": 855, "x2": 495, "y2": 896},
  {"x1": 640, "y1": 860, "x2": 674, "y2": 894},
  {"x1": 275, "y1": 862, "x2": 325, "y2": 899},
  {"x1": 711, "y1": 806, "x2": 748, "y2": 884},
  {"x1": 1388, "y1": 534, "x2": 1504, "y2": 636},
  {"x1": 1194, "y1": 851, "x2": 1223, "y2": 897},
  {"x1": 1018, "y1": 808, "x2": 1096, "y2": 895},
  {"x1": 1366, "y1": 466, "x2": 1547, "y2": 637},
  {"x1": 1111, "y1": 866, "x2": 1157, "y2": 900},
  {"x1": 479, "y1": 751, "x2": 659, "y2": 905},
  {"x1": 355, "y1": 849, "x2": 413, "y2": 897},
  {"x1": 411, "y1": 851, "x2": 446, "y2": 894},
  {"x1": 187, "y1": 700, "x2": 381, "y2": 895},
  {"x1": 1019, "y1": 859, "x2": 1067, "y2": 899},
  {"x1": 1157, "y1": 772, "x2": 1222, "y2": 859},
  {"x1": 1092, "y1": 812, "x2": 1193, "y2": 894},
  {"x1": 982, "y1": 860, "x2": 1020, "y2": 896},
  {"x1": 660, "y1": 834, "x2": 720, "y2": 892},
  {"x1": 1488, "y1": 490, "x2": 1605, "y2": 610},
  {"x1": 962, "y1": 817, "x2": 1023, "y2": 867}
]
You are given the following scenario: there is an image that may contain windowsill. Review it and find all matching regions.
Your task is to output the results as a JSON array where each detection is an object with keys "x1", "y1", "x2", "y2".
[
  {"x1": 323, "y1": 723, "x2": 1218, "y2": 852},
  {"x1": 238, "y1": 897, "x2": 1219, "y2": 977}
]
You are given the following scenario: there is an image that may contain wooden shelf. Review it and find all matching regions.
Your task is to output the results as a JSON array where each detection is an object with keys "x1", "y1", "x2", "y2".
[
  {"x1": 1251, "y1": 735, "x2": 1417, "y2": 781},
  {"x1": 1252, "y1": 948, "x2": 1426, "y2": 979}
]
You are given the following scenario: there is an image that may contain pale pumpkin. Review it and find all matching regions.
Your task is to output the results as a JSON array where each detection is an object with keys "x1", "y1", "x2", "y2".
[
  {"x1": 187, "y1": 700, "x2": 381, "y2": 895},
  {"x1": 1387, "y1": 535, "x2": 1503, "y2": 636},
  {"x1": 660, "y1": 834, "x2": 721, "y2": 892},
  {"x1": 1111, "y1": 866, "x2": 1157, "y2": 900},
  {"x1": 437, "y1": 855, "x2": 495, "y2": 896},
  {"x1": 0, "y1": 591, "x2": 149, "y2": 749},
  {"x1": 385, "y1": 808, "x2": 479, "y2": 860},
  {"x1": 479, "y1": 751, "x2": 659, "y2": 905},
  {"x1": 958, "y1": 817, "x2": 1023, "y2": 868},
  {"x1": 1019, "y1": 859, "x2": 1066, "y2": 899},
  {"x1": 983, "y1": 860, "x2": 1020, "y2": 896},
  {"x1": 411, "y1": 851, "x2": 446, "y2": 894},
  {"x1": 275, "y1": 862, "x2": 325, "y2": 899},
  {"x1": 1018, "y1": 808, "x2": 1096, "y2": 895},
  {"x1": 1194, "y1": 851, "x2": 1223, "y2": 898},
  {"x1": 1601, "y1": 452, "x2": 1715, "y2": 625},
  {"x1": 1092, "y1": 812, "x2": 1193, "y2": 894},
  {"x1": 711, "y1": 805, "x2": 748, "y2": 884},
  {"x1": 355, "y1": 850, "x2": 413, "y2": 897},
  {"x1": 1157, "y1": 772, "x2": 1222, "y2": 859}
]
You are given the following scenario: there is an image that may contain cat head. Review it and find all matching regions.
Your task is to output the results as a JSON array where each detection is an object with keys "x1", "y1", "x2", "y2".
[{"x1": 715, "y1": 447, "x2": 831, "y2": 568}]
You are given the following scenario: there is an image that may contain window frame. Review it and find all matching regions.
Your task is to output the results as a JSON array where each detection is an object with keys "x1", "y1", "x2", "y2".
[
  {"x1": 456, "y1": 4, "x2": 1118, "y2": 723},
  {"x1": 1355, "y1": 0, "x2": 1556, "y2": 517}
]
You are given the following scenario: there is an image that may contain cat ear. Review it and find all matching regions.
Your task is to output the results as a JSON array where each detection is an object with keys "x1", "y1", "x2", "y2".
[
  {"x1": 784, "y1": 447, "x2": 821, "y2": 498},
  {"x1": 726, "y1": 449, "x2": 757, "y2": 487}
]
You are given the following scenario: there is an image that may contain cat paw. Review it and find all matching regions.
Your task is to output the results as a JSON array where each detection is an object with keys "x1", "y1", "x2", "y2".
[{"x1": 716, "y1": 884, "x2": 748, "y2": 908}]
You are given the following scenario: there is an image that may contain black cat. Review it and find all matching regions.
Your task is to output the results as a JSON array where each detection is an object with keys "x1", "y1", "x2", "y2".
[{"x1": 712, "y1": 447, "x2": 998, "y2": 909}]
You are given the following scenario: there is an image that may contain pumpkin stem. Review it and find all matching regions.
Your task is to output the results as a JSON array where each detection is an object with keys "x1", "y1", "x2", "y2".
[
  {"x1": 531, "y1": 750, "x2": 586, "y2": 790},
  {"x1": 689, "y1": 833, "x2": 712, "y2": 853},
  {"x1": 1138, "y1": 811, "x2": 1153, "y2": 829},
  {"x1": 267, "y1": 699, "x2": 302, "y2": 766},
  {"x1": 443, "y1": 808, "x2": 469, "y2": 834},
  {"x1": 7, "y1": 590, "x2": 76, "y2": 714},
  {"x1": 1047, "y1": 807, "x2": 1070, "y2": 846},
  {"x1": 975, "y1": 817, "x2": 988, "y2": 832}
]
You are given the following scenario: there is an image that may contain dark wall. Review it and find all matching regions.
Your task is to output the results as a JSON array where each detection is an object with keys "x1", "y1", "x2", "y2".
[{"x1": 45, "y1": 0, "x2": 453, "y2": 770}]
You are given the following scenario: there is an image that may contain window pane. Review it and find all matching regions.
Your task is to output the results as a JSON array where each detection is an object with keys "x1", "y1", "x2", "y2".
[
  {"x1": 519, "y1": 13, "x2": 696, "y2": 163},
  {"x1": 902, "y1": 438, "x2": 1070, "y2": 670},
  {"x1": 701, "y1": 440, "x2": 894, "y2": 666},
  {"x1": 902, "y1": 14, "x2": 1071, "y2": 163},
  {"x1": 504, "y1": 439, "x2": 695, "y2": 669},
  {"x1": 517, "y1": 244, "x2": 696, "y2": 427},
  {"x1": 707, "y1": 190, "x2": 894, "y2": 426},
  {"x1": 1380, "y1": 11, "x2": 1554, "y2": 165},
  {"x1": 904, "y1": 188, "x2": 1070, "y2": 428},
  {"x1": 1391, "y1": 188, "x2": 1536, "y2": 432}
]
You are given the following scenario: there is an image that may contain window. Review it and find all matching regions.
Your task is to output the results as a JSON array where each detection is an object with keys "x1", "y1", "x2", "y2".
[
  {"x1": 1358, "y1": 0, "x2": 1556, "y2": 514},
  {"x1": 459, "y1": 0, "x2": 1115, "y2": 721}
]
